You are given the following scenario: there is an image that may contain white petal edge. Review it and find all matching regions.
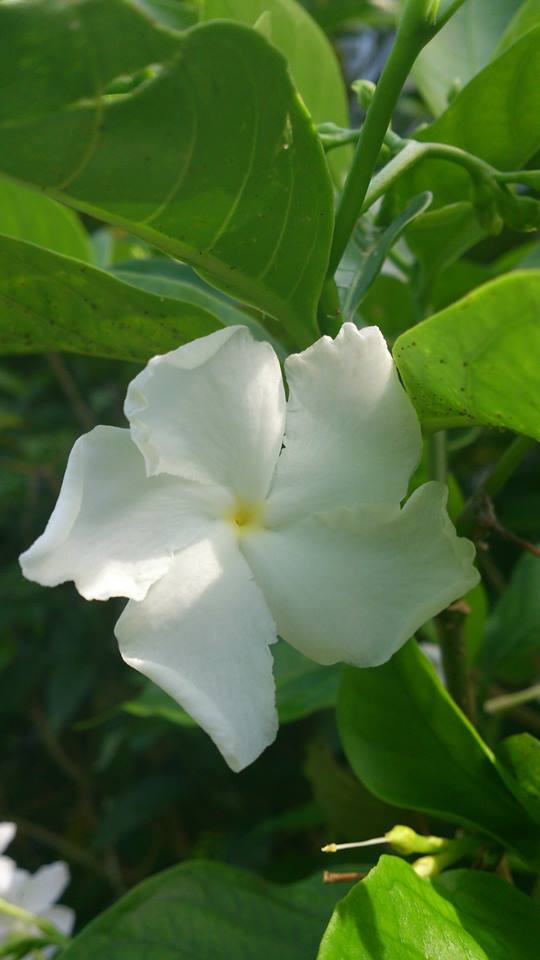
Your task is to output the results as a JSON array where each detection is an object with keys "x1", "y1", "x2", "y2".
[
  {"x1": 0, "y1": 823, "x2": 16, "y2": 856},
  {"x1": 265, "y1": 324, "x2": 422, "y2": 525},
  {"x1": 115, "y1": 523, "x2": 278, "y2": 772},
  {"x1": 20, "y1": 862, "x2": 70, "y2": 914},
  {"x1": 242, "y1": 482, "x2": 480, "y2": 667},
  {"x1": 125, "y1": 326, "x2": 286, "y2": 502},
  {"x1": 19, "y1": 426, "x2": 229, "y2": 601}
]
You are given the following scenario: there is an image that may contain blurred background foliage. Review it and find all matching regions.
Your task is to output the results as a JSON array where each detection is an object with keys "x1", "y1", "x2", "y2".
[{"x1": 1, "y1": 0, "x2": 539, "y2": 934}]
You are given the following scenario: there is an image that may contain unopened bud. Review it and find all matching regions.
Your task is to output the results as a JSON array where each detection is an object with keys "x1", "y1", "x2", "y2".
[{"x1": 352, "y1": 79, "x2": 376, "y2": 111}]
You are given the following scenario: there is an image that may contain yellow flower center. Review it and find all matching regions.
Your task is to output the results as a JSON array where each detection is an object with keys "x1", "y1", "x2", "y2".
[{"x1": 228, "y1": 498, "x2": 264, "y2": 534}]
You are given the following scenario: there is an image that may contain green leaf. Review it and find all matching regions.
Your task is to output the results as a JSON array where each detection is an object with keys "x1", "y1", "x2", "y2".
[
  {"x1": 131, "y1": 0, "x2": 199, "y2": 30},
  {"x1": 496, "y1": 733, "x2": 540, "y2": 826},
  {"x1": 0, "y1": 1, "x2": 333, "y2": 347},
  {"x1": 480, "y1": 549, "x2": 540, "y2": 672},
  {"x1": 125, "y1": 639, "x2": 341, "y2": 726},
  {"x1": 337, "y1": 640, "x2": 540, "y2": 865},
  {"x1": 394, "y1": 272, "x2": 540, "y2": 437},
  {"x1": 341, "y1": 193, "x2": 431, "y2": 321},
  {"x1": 62, "y1": 860, "x2": 345, "y2": 960},
  {"x1": 305, "y1": 741, "x2": 415, "y2": 841},
  {"x1": 408, "y1": 26, "x2": 540, "y2": 207},
  {"x1": 0, "y1": 176, "x2": 91, "y2": 262},
  {"x1": 201, "y1": 0, "x2": 351, "y2": 186},
  {"x1": 413, "y1": 0, "x2": 522, "y2": 116},
  {"x1": 496, "y1": 0, "x2": 540, "y2": 54},
  {"x1": 0, "y1": 234, "x2": 223, "y2": 361},
  {"x1": 111, "y1": 258, "x2": 285, "y2": 352},
  {"x1": 272, "y1": 641, "x2": 341, "y2": 723},
  {"x1": 318, "y1": 855, "x2": 540, "y2": 960},
  {"x1": 391, "y1": 26, "x2": 540, "y2": 271}
]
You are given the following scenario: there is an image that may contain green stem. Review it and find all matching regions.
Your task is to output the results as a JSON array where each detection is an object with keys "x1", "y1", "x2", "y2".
[
  {"x1": 436, "y1": 603, "x2": 476, "y2": 722},
  {"x1": 0, "y1": 898, "x2": 69, "y2": 948},
  {"x1": 363, "y1": 140, "x2": 497, "y2": 213},
  {"x1": 328, "y1": 3, "x2": 435, "y2": 275},
  {"x1": 435, "y1": 0, "x2": 468, "y2": 30},
  {"x1": 484, "y1": 683, "x2": 540, "y2": 715},
  {"x1": 428, "y1": 430, "x2": 447, "y2": 483},
  {"x1": 482, "y1": 435, "x2": 536, "y2": 500}
]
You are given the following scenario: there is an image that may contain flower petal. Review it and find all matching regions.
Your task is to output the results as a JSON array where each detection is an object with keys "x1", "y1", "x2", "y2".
[
  {"x1": 243, "y1": 482, "x2": 479, "y2": 667},
  {"x1": 45, "y1": 905, "x2": 75, "y2": 937},
  {"x1": 265, "y1": 324, "x2": 422, "y2": 524},
  {"x1": 20, "y1": 862, "x2": 69, "y2": 914},
  {"x1": 20, "y1": 426, "x2": 227, "y2": 601},
  {"x1": 125, "y1": 326, "x2": 285, "y2": 501},
  {"x1": 115, "y1": 524, "x2": 278, "y2": 772},
  {"x1": 0, "y1": 823, "x2": 16, "y2": 856}
]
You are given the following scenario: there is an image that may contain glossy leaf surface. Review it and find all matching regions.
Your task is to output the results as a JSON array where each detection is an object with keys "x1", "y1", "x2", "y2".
[
  {"x1": 394, "y1": 272, "x2": 540, "y2": 437},
  {"x1": 0, "y1": 1, "x2": 333, "y2": 346},
  {"x1": 338, "y1": 640, "x2": 540, "y2": 864},
  {"x1": 318, "y1": 856, "x2": 540, "y2": 960}
]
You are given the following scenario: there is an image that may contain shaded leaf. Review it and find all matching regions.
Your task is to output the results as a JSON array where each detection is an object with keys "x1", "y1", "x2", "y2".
[
  {"x1": 481, "y1": 548, "x2": 540, "y2": 672},
  {"x1": 496, "y1": 733, "x2": 540, "y2": 826},
  {"x1": 63, "y1": 860, "x2": 345, "y2": 960},
  {"x1": 337, "y1": 640, "x2": 540, "y2": 865},
  {"x1": 202, "y1": 0, "x2": 351, "y2": 185}
]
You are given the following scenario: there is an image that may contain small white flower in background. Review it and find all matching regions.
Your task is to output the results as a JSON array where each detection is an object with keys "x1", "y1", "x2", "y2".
[
  {"x1": 20, "y1": 324, "x2": 479, "y2": 771},
  {"x1": 0, "y1": 822, "x2": 74, "y2": 954}
]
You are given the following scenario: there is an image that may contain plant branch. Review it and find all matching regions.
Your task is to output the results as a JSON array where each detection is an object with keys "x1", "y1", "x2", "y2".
[
  {"x1": 434, "y1": 0, "x2": 468, "y2": 31},
  {"x1": 328, "y1": 2, "x2": 438, "y2": 276},
  {"x1": 484, "y1": 684, "x2": 540, "y2": 715},
  {"x1": 0, "y1": 899, "x2": 69, "y2": 948}
]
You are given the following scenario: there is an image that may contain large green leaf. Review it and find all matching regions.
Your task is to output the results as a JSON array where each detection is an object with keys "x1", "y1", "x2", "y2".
[
  {"x1": 413, "y1": 0, "x2": 522, "y2": 117},
  {"x1": 394, "y1": 272, "x2": 540, "y2": 437},
  {"x1": 202, "y1": 0, "x2": 351, "y2": 185},
  {"x1": 337, "y1": 640, "x2": 540, "y2": 864},
  {"x1": 0, "y1": 1, "x2": 333, "y2": 347},
  {"x1": 318, "y1": 856, "x2": 540, "y2": 960},
  {"x1": 62, "y1": 860, "x2": 344, "y2": 960},
  {"x1": 0, "y1": 176, "x2": 91, "y2": 262},
  {"x1": 0, "y1": 234, "x2": 222, "y2": 361}
]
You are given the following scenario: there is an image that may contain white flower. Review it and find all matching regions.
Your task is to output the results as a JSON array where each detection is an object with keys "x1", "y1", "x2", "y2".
[
  {"x1": 0, "y1": 822, "x2": 74, "y2": 954},
  {"x1": 20, "y1": 324, "x2": 479, "y2": 771}
]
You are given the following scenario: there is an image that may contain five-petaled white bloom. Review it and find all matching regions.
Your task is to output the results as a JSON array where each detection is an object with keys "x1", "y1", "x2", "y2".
[
  {"x1": 0, "y1": 822, "x2": 74, "y2": 953},
  {"x1": 20, "y1": 324, "x2": 479, "y2": 770}
]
